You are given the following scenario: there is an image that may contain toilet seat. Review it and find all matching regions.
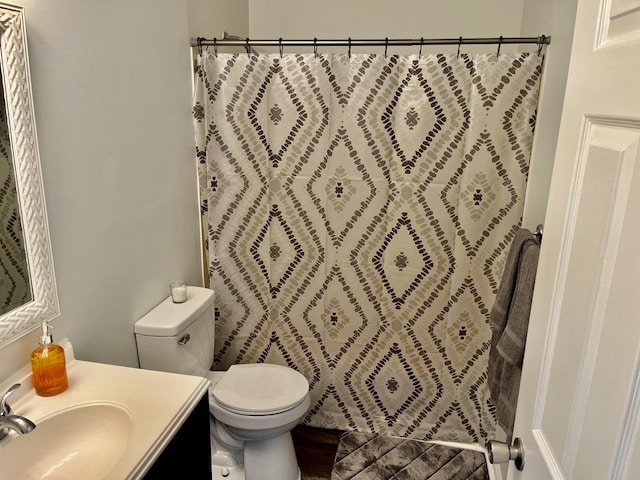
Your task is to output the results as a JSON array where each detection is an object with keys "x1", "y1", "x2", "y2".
[{"x1": 210, "y1": 364, "x2": 309, "y2": 416}]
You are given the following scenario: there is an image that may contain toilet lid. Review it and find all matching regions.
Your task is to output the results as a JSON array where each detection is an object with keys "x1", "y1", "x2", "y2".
[{"x1": 211, "y1": 364, "x2": 309, "y2": 415}]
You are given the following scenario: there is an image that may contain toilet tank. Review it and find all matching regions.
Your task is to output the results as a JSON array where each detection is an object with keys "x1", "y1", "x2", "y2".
[{"x1": 134, "y1": 286, "x2": 215, "y2": 377}]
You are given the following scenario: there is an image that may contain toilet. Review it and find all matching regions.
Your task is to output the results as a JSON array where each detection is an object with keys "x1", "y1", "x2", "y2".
[{"x1": 134, "y1": 286, "x2": 310, "y2": 480}]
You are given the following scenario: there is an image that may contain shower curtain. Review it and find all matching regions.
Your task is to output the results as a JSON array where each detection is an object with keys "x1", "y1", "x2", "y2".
[{"x1": 193, "y1": 51, "x2": 542, "y2": 442}]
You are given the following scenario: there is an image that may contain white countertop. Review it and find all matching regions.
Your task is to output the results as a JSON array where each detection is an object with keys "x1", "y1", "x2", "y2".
[{"x1": 0, "y1": 339, "x2": 210, "y2": 480}]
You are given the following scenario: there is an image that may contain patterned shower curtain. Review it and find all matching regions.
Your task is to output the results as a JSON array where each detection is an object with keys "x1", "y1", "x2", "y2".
[{"x1": 193, "y1": 51, "x2": 542, "y2": 442}]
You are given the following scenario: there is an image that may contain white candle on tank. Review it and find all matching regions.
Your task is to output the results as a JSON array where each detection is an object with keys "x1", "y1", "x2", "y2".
[{"x1": 170, "y1": 282, "x2": 188, "y2": 303}]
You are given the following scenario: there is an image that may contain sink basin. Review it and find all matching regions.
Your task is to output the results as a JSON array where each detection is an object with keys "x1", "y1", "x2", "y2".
[
  {"x1": 0, "y1": 402, "x2": 133, "y2": 480},
  {"x1": 0, "y1": 347, "x2": 210, "y2": 479}
]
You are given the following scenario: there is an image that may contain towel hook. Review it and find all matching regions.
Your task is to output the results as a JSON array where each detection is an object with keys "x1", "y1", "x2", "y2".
[
  {"x1": 497, "y1": 35, "x2": 503, "y2": 58},
  {"x1": 533, "y1": 224, "x2": 543, "y2": 242},
  {"x1": 278, "y1": 37, "x2": 283, "y2": 58},
  {"x1": 457, "y1": 36, "x2": 462, "y2": 58},
  {"x1": 348, "y1": 37, "x2": 352, "y2": 58},
  {"x1": 314, "y1": 37, "x2": 318, "y2": 58},
  {"x1": 384, "y1": 37, "x2": 388, "y2": 58}
]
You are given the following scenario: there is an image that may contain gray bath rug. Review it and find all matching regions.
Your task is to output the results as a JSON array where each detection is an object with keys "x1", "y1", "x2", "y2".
[{"x1": 331, "y1": 432, "x2": 489, "y2": 480}]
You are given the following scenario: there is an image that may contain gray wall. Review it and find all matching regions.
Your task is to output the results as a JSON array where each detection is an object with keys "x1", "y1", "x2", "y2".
[
  {"x1": 520, "y1": 0, "x2": 579, "y2": 228},
  {"x1": 248, "y1": 0, "x2": 526, "y2": 54},
  {"x1": 0, "y1": 0, "x2": 202, "y2": 375}
]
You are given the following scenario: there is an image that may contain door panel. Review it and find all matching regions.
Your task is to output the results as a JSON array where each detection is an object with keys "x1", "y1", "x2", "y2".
[
  {"x1": 509, "y1": 0, "x2": 640, "y2": 477},
  {"x1": 542, "y1": 121, "x2": 639, "y2": 478},
  {"x1": 603, "y1": 0, "x2": 640, "y2": 45}
]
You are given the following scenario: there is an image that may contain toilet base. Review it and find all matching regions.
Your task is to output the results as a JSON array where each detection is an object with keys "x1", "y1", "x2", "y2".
[
  {"x1": 244, "y1": 431, "x2": 299, "y2": 480},
  {"x1": 211, "y1": 432, "x2": 301, "y2": 480},
  {"x1": 212, "y1": 464, "x2": 244, "y2": 479},
  {"x1": 212, "y1": 466, "x2": 301, "y2": 480}
]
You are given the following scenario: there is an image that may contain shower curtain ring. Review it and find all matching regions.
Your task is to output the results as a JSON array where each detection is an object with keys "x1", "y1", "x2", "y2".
[
  {"x1": 497, "y1": 35, "x2": 503, "y2": 57},
  {"x1": 384, "y1": 37, "x2": 388, "y2": 58},
  {"x1": 279, "y1": 37, "x2": 283, "y2": 58},
  {"x1": 348, "y1": 37, "x2": 352, "y2": 58},
  {"x1": 537, "y1": 35, "x2": 546, "y2": 56},
  {"x1": 196, "y1": 37, "x2": 203, "y2": 56},
  {"x1": 419, "y1": 37, "x2": 423, "y2": 57},
  {"x1": 245, "y1": 38, "x2": 250, "y2": 55},
  {"x1": 457, "y1": 36, "x2": 462, "y2": 58},
  {"x1": 213, "y1": 37, "x2": 218, "y2": 57},
  {"x1": 314, "y1": 37, "x2": 318, "y2": 58}
]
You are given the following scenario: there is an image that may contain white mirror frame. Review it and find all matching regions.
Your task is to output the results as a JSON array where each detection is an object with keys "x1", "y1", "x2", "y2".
[{"x1": 0, "y1": 3, "x2": 59, "y2": 348}]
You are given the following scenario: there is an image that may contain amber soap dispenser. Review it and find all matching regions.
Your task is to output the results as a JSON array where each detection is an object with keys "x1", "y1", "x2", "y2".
[{"x1": 31, "y1": 321, "x2": 68, "y2": 396}]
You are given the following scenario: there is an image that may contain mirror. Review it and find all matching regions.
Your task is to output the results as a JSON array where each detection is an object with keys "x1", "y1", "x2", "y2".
[
  {"x1": 0, "y1": 75, "x2": 31, "y2": 315},
  {"x1": 0, "y1": 3, "x2": 59, "y2": 348}
]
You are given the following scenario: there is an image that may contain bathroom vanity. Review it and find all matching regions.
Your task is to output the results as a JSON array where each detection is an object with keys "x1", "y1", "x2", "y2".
[{"x1": 0, "y1": 340, "x2": 211, "y2": 479}]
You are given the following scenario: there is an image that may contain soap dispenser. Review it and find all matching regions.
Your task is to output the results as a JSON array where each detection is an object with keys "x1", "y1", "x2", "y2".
[{"x1": 31, "y1": 321, "x2": 68, "y2": 396}]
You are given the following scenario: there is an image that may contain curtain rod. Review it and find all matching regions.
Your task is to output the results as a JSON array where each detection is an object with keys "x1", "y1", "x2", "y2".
[{"x1": 190, "y1": 35, "x2": 550, "y2": 49}]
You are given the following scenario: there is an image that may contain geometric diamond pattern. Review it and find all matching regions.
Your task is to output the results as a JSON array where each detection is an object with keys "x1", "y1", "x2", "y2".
[
  {"x1": 463, "y1": 172, "x2": 498, "y2": 222},
  {"x1": 364, "y1": 342, "x2": 423, "y2": 426},
  {"x1": 250, "y1": 204, "x2": 305, "y2": 299},
  {"x1": 373, "y1": 212, "x2": 435, "y2": 310},
  {"x1": 194, "y1": 52, "x2": 543, "y2": 442},
  {"x1": 382, "y1": 66, "x2": 448, "y2": 175}
]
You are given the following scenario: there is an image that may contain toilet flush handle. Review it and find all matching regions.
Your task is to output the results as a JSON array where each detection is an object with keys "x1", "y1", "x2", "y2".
[{"x1": 178, "y1": 333, "x2": 191, "y2": 345}]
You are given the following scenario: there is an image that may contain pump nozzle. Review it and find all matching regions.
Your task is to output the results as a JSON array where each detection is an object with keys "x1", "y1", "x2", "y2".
[{"x1": 39, "y1": 321, "x2": 53, "y2": 345}]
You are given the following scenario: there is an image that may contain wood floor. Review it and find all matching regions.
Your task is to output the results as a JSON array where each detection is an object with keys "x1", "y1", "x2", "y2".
[{"x1": 292, "y1": 425, "x2": 344, "y2": 480}]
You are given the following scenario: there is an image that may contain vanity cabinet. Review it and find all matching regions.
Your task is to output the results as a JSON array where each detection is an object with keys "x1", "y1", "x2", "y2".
[{"x1": 143, "y1": 393, "x2": 212, "y2": 479}]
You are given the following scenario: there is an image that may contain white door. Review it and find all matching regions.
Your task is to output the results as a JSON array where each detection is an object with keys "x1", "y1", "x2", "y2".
[{"x1": 508, "y1": 0, "x2": 640, "y2": 479}]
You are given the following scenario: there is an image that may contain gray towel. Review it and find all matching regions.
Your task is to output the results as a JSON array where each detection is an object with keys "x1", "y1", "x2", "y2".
[{"x1": 487, "y1": 229, "x2": 540, "y2": 439}]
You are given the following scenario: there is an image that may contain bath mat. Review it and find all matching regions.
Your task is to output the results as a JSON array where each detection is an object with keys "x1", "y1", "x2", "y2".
[{"x1": 331, "y1": 432, "x2": 489, "y2": 480}]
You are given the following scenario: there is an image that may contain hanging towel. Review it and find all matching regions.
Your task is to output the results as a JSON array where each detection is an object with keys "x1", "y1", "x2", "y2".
[{"x1": 487, "y1": 229, "x2": 540, "y2": 439}]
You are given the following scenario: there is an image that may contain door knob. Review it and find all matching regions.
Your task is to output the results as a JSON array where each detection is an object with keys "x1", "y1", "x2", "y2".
[{"x1": 486, "y1": 437, "x2": 525, "y2": 471}]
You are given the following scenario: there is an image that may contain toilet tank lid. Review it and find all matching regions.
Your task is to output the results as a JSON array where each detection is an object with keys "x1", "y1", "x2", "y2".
[{"x1": 134, "y1": 286, "x2": 215, "y2": 337}]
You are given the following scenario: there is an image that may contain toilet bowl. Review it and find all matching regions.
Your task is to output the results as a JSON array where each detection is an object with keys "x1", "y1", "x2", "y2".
[{"x1": 134, "y1": 287, "x2": 309, "y2": 480}]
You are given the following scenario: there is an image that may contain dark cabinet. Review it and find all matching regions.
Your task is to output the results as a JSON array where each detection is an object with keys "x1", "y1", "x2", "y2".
[{"x1": 143, "y1": 393, "x2": 211, "y2": 479}]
